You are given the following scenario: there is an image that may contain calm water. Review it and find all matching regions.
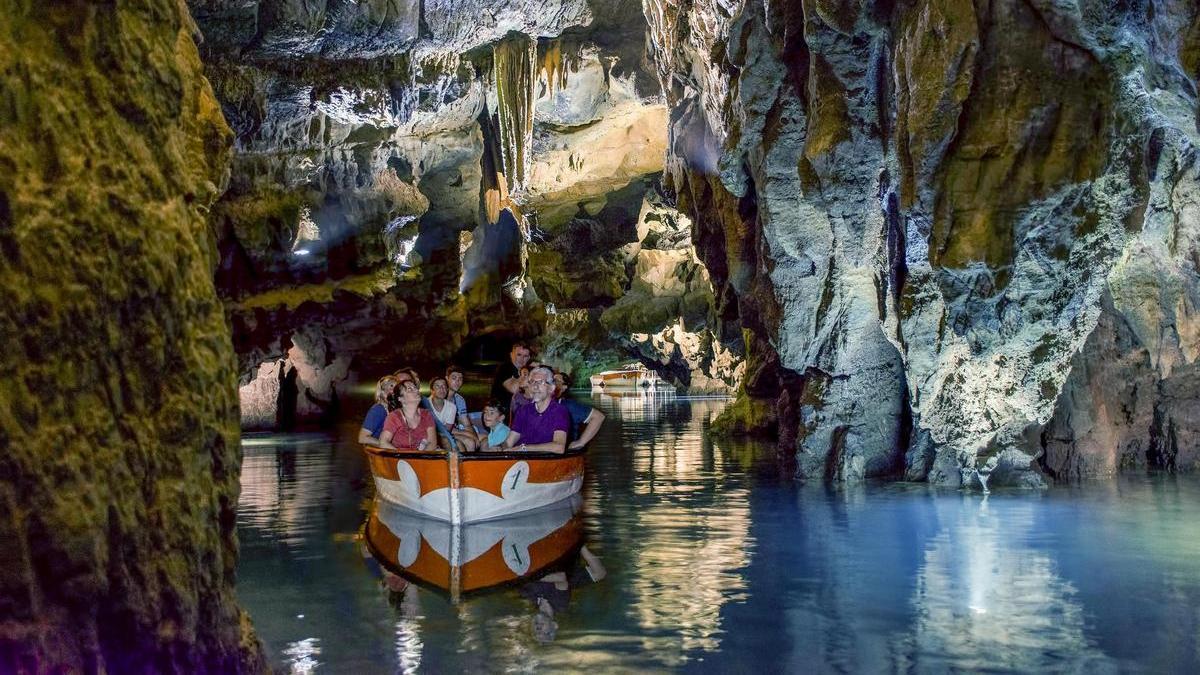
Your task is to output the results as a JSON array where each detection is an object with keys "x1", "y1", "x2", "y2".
[{"x1": 238, "y1": 395, "x2": 1200, "y2": 672}]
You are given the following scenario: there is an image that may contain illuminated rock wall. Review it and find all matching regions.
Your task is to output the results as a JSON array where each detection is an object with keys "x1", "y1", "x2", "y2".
[
  {"x1": 644, "y1": 0, "x2": 1200, "y2": 483},
  {"x1": 192, "y1": 0, "x2": 738, "y2": 424},
  {"x1": 0, "y1": 0, "x2": 263, "y2": 670}
]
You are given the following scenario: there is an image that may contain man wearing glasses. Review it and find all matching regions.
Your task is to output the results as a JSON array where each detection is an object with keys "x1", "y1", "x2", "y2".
[{"x1": 506, "y1": 366, "x2": 570, "y2": 454}]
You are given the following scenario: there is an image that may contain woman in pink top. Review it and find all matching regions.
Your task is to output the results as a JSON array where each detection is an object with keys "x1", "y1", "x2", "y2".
[{"x1": 379, "y1": 380, "x2": 437, "y2": 450}]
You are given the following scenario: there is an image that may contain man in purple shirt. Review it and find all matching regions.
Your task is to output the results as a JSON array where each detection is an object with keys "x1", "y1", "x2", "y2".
[{"x1": 507, "y1": 366, "x2": 570, "y2": 454}]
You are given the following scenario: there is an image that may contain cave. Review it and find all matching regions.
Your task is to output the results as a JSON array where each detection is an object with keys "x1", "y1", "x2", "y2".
[{"x1": 4, "y1": 0, "x2": 1200, "y2": 670}]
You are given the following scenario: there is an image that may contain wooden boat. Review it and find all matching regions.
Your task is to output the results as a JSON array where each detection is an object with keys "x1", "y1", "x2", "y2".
[
  {"x1": 361, "y1": 444, "x2": 585, "y2": 523},
  {"x1": 588, "y1": 363, "x2": 663, "y2": 390},
  {"x1": 364, "y1": 495, "x2": 584, "y2": 601}
]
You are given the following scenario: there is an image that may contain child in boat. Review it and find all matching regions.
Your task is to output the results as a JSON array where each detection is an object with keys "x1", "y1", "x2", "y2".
[
  {"x1": 427, "y1": 376, "x2": 457, "y2": 427},
  {"x1": 358, "y1": 375, "x2": 398, "y2": 445},
  {"x1": 445, "y1": 365, "x2": 479, "y2": 451},
  {"x1": 479, "y1": 401, "x2": 511, "y2": 451},
  {"x1": 428, "y1": 375, "x2": 476, "y2": 452}
]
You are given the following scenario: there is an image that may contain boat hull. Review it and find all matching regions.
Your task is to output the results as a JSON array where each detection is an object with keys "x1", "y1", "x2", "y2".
[
  {"x1": 365, "y1": 495, "x2": 584, "y2": 599},
  {"x1": 589, "y1": 367, "x2": 662, "y2": 389},
  {"x1": 362, "y1": 445, "x2": 585, "y2": 523}
]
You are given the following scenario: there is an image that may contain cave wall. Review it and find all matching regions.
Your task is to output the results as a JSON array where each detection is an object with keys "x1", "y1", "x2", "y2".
[
  {"x1": 192, "y1": 0, "x2": 742, "y2": 427},
  {"x1": 0, "y1": 0, "x2": 263, "y2": 670},
  {"x1": 187, "y1": 0, "x2": 1200, "y2": 480},
  {"x1": 644, "y1": 0, "x2": 1200, "y2": 483}
]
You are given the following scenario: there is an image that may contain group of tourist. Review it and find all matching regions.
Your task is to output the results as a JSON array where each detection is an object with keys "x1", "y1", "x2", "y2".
[{"x1": 357, "y1": 342, "x2": 606, "y2": 453}]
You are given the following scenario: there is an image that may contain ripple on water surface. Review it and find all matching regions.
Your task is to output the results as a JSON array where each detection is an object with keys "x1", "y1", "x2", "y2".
[{"x1": 237, "y1": 395, "x2": 1200, "y2": 672}]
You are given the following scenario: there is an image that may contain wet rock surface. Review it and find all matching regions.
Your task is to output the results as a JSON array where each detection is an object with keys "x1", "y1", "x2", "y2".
[
  {"x1": 644, "y1": 0, "x2": 1200, "y2": 483},
  {"x1": 0, "y1": 1, "x2": 263, "y2": 670}
]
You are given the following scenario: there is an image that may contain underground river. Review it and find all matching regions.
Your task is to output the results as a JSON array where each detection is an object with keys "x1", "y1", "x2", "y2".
[{"x1": 237, "y1": 394, "x2": 1200, "y2": 672}]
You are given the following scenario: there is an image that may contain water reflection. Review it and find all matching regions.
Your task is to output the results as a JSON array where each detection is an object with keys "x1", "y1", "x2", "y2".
[
  {"x1": 392, "y1": 615, "x2": 422, "y2": 675},
  {"x1": 281, "y1": 637, "x2": 321, "y2": 673},
  {"x1": 240, "y1": 433, "x2": 346, "y2": 551},
  {"x1": 364, "y1": 495, "x2": 587, "y2": 600},
  {"x1": 906, "y1": 495, "x2": 1111, "y2": 671},
  {"x1": 584, "y1": 395, "x2": 751, "y2": 667},
  {"x1": 236, "y1": 401, "x2": 1200, "y2": 672}
]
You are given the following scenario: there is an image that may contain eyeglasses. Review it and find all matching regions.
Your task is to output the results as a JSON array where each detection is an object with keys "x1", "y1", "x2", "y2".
[{"x1": 528, "y1": 379, "x2": 551, "y2": 387}]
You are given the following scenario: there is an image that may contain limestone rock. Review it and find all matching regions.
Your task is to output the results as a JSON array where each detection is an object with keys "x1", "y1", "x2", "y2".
[
  {"x1": 894, "y1": 0, "x2": 1200, "y2": 483},
  {"x1": 192, "y1": 0, "x2": 592, "y2": 58},
  {"x1": 539, "y1": 308, "x2": 630, "y2": 377},
  {"x1": 525, "y1": 47, "x2": 669, "y2": 224},
  {"x1": 646, "y1": 0, "x2": 907, "y2": 479},
  {"x1": 645, "y1": 0, "x2": 1200, "y2": 483},
  {"x1": 626, "y1": 322, "x2": 745, "y2": 394},
  {"x1": 526, "y1": 177, "x2": 645, "y2": 306},
  {"x1": 195, "y1": 0, "x2": 1200, "y2": 484},
  {"x1": 537, "y1": 182, "x2": 743, "y2": 392},
  {"x1": 0, "y1": 0, "x2": 263, "y2": 669},
  {"x1": 190, "y1": 0, "x2": 674, "y2": 422}
]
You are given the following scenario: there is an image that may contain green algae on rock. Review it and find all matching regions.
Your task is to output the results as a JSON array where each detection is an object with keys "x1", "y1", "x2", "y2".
[{"x1": 0, "y1": 0, "x2": 264, "y2": 670}]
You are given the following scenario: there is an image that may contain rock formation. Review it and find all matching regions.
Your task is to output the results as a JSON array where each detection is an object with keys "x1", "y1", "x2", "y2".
[
  {"x1": 191, "y1": 0, "x2": 739, "y2": 427},
  {"x1": 0, "y1": 0, "x2": 263, "y2": 670},
  {"x1": 187, "y1": 0, "x2": 1199, "y2": 484},
  {"x1": 644, "y1": 0, "x2": 1200, "y2": 484}
]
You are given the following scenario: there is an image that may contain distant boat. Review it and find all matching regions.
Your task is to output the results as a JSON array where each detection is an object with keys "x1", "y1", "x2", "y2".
[
  {"x1": 361, "y1": 444, "x2": 585, "y2": 524},
  {"x1": 364, "y1": 495, "x2": 583, "y2": 602},
  {"x1": 589, "y1": 363, "x2": 663, "y2": 390}
]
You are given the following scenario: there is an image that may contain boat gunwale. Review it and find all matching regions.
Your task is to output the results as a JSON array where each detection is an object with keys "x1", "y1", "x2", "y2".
[{"x1": 361, "y1": 445, "x2": 587, "y2": 462}]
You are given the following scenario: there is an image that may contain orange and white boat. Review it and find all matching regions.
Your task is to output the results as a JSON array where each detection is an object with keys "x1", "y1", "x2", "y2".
[
  {"x1": 361, "y1": 445, "x2": 585, "y2": 523},
  {"x1": 588, "y1": 363, "x2": 663, "y2": 389},
  {"x1": 364, "y1": 495, "x2": 583, "y2": 601}
]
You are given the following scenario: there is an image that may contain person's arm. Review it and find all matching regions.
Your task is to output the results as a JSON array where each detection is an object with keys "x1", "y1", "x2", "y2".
[
  {"x1": 359, "y1": 406, "x2": 387, "y2": 445},
  {"x1": 504, "y1": 429, "x2": 521, "y2": 449},
  {"x1": 568, "y1": 408, "x2": 605, "y2": 450},
  {"x1": 423, "y1": 422, "x2": 437, "y2": 450},
  {"x1": 579, "y1": 545, "x2": 607, "y2": 582},
  {"x1": 456, "y1": 413, "x2": 478, "y2": 440},
  {"x1": 517, "y1": 429, "x2": 566, "y2": 454},
  {"x1": 378, "y1": 429, "x2": 396, "y2": 450},
  {"x1": 503, "y1": 375, "x2": 520, "y2": 395}
]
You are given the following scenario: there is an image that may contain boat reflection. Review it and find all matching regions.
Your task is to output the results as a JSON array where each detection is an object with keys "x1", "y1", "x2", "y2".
[
  {"x1": 589, "y1": 388, "x2": 680, "y2": 420},
  {"x1": 364, "y1": 495, "x2": 586, "y2": 602}
]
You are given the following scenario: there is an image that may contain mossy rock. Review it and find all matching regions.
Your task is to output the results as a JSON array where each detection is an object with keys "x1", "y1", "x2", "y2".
[
  {"x1": 527, "y1": 246, "x2": 629, "y2": 306},
  {"x1": 0, "y1": 0, "x2": 264, "y2": 669},
  {"x1": 213, "y1": 187, "x2": 304, "y2": 257},
  {"x1": 710, "y1": 389, "x2": 777, "y2": 437}
]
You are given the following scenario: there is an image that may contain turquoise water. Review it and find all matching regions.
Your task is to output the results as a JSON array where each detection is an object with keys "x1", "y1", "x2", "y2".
[{"x1": 237, "y1": 394, "x2": 1200, "y2": 672}]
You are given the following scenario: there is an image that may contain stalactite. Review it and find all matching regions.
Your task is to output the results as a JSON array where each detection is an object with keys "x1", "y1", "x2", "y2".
[
  {"x1": 476, "y1": 104, "x2": 510, "y2": 224},
  {"x1": 536, "y1": 37, "x2": 585, "y2": 98},
  {"x1": 485, "y1": 171, "x2": 510, "y2": 224},
  {"x1": 492, "y1": 34, "x2": 536, "y2": 192},
  {"x1": 539, "y1": 38, "x2": 568, "y2": 95}
]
